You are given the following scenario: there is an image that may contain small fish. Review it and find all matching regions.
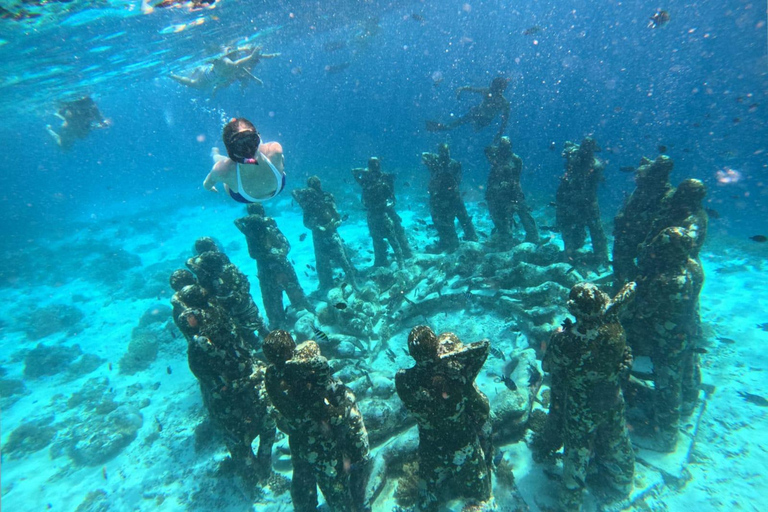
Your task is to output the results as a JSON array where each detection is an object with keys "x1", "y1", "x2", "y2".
[
  {"x1": 385, "y1": 348, "x2": 397, "y2": 363},
  {"x1": 733, "y1": 117, "x2": 741, "y2": 124},
  {"x1": 619, "y1": 166, "x2": 636, "y2": 173},
  {"x1": 307, "y1": 264, "x2": 316, "y2": 271},
  {"x1": 493, "y1": 449, "x2": 506, "y2": 466},
  {"x1": 403, "y1": 181, "x2": 411, "y2": 187},
  {"x1": 549, "y1": 141, "x2": 557, "y2": 151},
  {"x1": 108, "y1": 362, "x2": 113, "y2": 371},
  {"x1": 299, "y1": 233, "x2": 307, "y2": 242},
  {"x1": 490, "y1": 346, "x2": 506, "y2": 361},
  {"x1": 166, "y1": 366, "x2": 172, "y2": 375},
  {"x1": 334, "y1": 302, "x2": 348, "y2": 310},
  {"x1": 693, "y1": 347, "x2": 708, "y2": 354},
  {"x1": 341, "y1": 214, "x2": 349, "y2": 222},
  {"x1": 757, "y1": 323, "x2": 768, "y2": 331},
  {"x1": 658, "y1": 145, "x2": 667, "y2": 153},
  {"x1": 323, "y1": 40, "x2": 347, "y2": 53},
  {"x1": 325, "y1": 62, "x2": 351, "y2": 74},
  {"x1": 102, "y1": 466, "x2": 108, "y2": 480},
  {"x1": 648, "y1": 9, "x2": 670, "y2": 29},
  {"x1": 313, "y1": 327, "x2": 330, "y2": 342},
  {"x1": 565, "y1": 266, "x2": 577, "y2": 275},
  {"x1": 523, "y1": 25, "x2": 542, "y2": 36},
  {"x1": 416, "y1": 218, "x2": 427, "y2": 225},
  {"x1": 704, "y1": 208, "x2": 720, "y2": 219},
  {"x1": 478, "y1": 231, "x2": 488, "y2": 239},
  {"x1": 528, "y1": 365, "x2": 542, "y2": 388},
  {"x1": 499, "y1": 375, "x2": 517, "y2": 391},
  {"x1": 363, "y1": 371, "x2": 374, "y2": 388},
  {"x1": 738, "y1": 391, "x2": 768, "y2": 407},
  {"x1": 155, "y1": 417, "x2": 163, "y2": 432},
  {"x1": 749, "y1": 235, "x2": 767, "y2": 243},
  {"x1": 717, "y1": 336, "x2": 736, "y2": 344},
  {"x1": 411, "y1": 13, "x2": 424, "y2": 22}
]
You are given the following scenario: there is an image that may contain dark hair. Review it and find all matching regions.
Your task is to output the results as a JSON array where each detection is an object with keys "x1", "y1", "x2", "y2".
[
  {"x1": 223, "y1": 118, "x2": 260, "y2": 162},
  {"x1": 490, "y1": 77, "x2": 509, "y2": 91}
]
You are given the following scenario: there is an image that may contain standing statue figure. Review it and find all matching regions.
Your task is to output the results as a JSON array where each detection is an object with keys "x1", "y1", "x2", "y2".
[
  {"x1": 395, "y1": 326, "x2": 494, "y2": 512},
  {"x1": 644, "y1": 178, "x2": 708, "y2": 260},
  {"x1": 555, "y1": 138, "x2": 609, "y2": 266},
  {"x1": 535, "y1": 282, "x2": 636, "y2": 511},
  {"x1": 292, "y1": 176, "x2": 358, "y2": 290},
  {"x1": 186, "y1": 237, "x2": 270, "y2": 347},
  {"x1": 630, "y1": 226, "x2": 704, "y2": 451},
  {"x1": 484, "y1": 136, "x2": 539, "y2": 247},
  {"x1": 235, "y1": 203, "x2": 311, "y2": 329},
  {"x1": 169, "y1": 269, "x2": 276, "y2": 489},
  {"x1": 352, "y1": 157, "x2": 413, "y2": 267},
  {"x1": 263, "y1": 330, "x2": 372, "y2": 512},
  {"x1": 420, "y1": 143, "x2": 478, "y2": 253},
  {"x1": 612, "y1": 155, "x2": 675, "y2": 289}
]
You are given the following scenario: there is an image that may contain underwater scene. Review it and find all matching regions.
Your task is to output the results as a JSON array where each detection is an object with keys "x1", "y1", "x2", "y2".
[{"x1": 0, "y1": 1, "x2": 766, "y2": 511}]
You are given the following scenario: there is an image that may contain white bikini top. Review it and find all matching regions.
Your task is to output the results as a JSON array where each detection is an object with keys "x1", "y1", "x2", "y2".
[{"x1": 235, "y1": 151, "x2": 286, "y2": 202}]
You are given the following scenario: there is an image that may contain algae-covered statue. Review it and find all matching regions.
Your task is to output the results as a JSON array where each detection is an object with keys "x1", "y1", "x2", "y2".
[
  {"x1": 352, "y1": 157, "x2": 413, "y2": 268},
  {"x1": 235, "y1": 203, "x2": 311, "y2": 329},
  {"x1": 630, "y1": 226, "x2": 703, "y2": 452},
  {"x1": 534, "y1": 282, "x2": 636, "y2": 511},
  {"x1": 484, "y1": 136, "x2": 539, "y2": 247},
  {"x1": 263, "y1": 330, "x2": 372, "y2": 512},
  {"x1": 612, "y1": 155, "x2": 674, "y2": 289},
  {"x1": 185, "y1": 236, "x2": 270, "y2": 346},
  {"x1": 395, "y1": 326, "x2": 494, "y2": 511},
  {"x1": 420, "y1": 142, "x2": 477, "y2": 253},
  {"x1": 555, "y1": 138, "x2": 609, "y2": 266},
  {"x1": 169, "y1": 269, "x2": 275, "y2": 489},
  {"x1": 292, "y1": 176, "x2": 358, "y2": 290}
]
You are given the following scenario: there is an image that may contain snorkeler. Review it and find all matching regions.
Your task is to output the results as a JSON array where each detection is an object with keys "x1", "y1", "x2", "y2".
[
  {"x1": 204, "y1": 117, "x2": 286, "y2": 203},
  {"x1": 170, "y1": 45, "x2": 280, "y2": 96},
  {"x1": 46, "y1": 96, "x2": 109, "y2": 151},
  {"x1": 426, "y1": 76, "x2": 511, "y2": 143}
]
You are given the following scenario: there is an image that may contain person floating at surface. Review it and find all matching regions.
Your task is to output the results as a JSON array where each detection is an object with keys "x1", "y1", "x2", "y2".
[
  {"x1": 263, "y1": 330, "x2": 372, "y2": 512},
  {"x1": 535, "y1": 282, "x2": 636, "y2": 511},
  {"x1": 46, "y1": 96, "x2": 109, "y2": 151},
  {"x1": 170, "y1": 44, "x2": 279, "y2": 96},
  {"x1": 426, "y1": 76, "x2": 510, "y2": 143},
  {"x1": 204, "y1": 117, "x2": 286, "y2": 203},
  {"x1": 395, "y1": 326, "x2": 495, "y2": 512}
]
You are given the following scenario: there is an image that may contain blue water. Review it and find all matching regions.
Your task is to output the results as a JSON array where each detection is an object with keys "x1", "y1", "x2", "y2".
[{"x1": 0, "y1": 0, "x2": 766, "y2": 510}]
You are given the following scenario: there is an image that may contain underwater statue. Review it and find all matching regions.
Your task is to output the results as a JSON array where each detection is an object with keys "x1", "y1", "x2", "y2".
[
  {"x1": 612, "y1": 155, "x2": 675, "y2": 289},
  {"x1": 352, "y1": 157, "x2": 413, "y2": 268},
  {"x1": 555, "y1": 138, "x2": 609, "y2": 266},
  {"x1": 169, "y1": 269, "x2": 276, "y2": 489},
  {"x1": 185, "y1": 237, "x2": 270, "y2": 347},
  {"x1": 484, "y1": 136, "x2": 539, "y2": 247},
  {"x1": 292, "y1": 176, "x2": 358, "y2": 290},
  {"x1": 263, "y1": 330, "x2": 372, "y2": 512},
  {"x1": 535, "y1": 282, "x2": 636, "y2": 511},
  {"x1": 395, "y1": 326, "x2": 493, "y2": 511},
  {"x1": 629, "y1": 225, "x2": 704, "y2": 452},
  {"x1": 235, "y1": 203, "x2": 311, "y2": 329},
  {"x1": 420, "y1": 142, "x2": 478, "y2": 253}
]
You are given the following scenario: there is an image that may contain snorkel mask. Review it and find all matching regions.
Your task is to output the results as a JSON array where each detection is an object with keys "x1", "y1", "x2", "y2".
[{"x1": 227, "y1": 129, "x2": 261, "y2": 164}]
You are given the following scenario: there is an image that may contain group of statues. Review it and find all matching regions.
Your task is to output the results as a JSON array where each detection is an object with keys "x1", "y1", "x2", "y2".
[
  {"x1": 169, "y1": 237, "x2": 503, "y2": 511},
  {"x1": 167, "y1": 132, "x2": 708, "y2": 511}
]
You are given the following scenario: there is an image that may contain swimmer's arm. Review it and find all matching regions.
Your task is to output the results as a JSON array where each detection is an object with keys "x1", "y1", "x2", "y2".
[
  {"x1": 456, "y1": 86, "x2": 486, "y2": 98},
  {"x1": 204, "y1": 156, "x2": 235, "y2": 192}
]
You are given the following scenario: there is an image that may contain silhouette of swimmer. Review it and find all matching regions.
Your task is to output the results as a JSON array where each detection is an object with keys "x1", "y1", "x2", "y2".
[
  {"x1": 426, "y1": 76, "x2": 511, "y2": 142},
  {"x1": 46, "y1": 96, "x2": 109, "y2": 151}
]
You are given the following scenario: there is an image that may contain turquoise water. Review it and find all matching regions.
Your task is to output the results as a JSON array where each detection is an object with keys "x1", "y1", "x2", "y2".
[{"x1": 0, "y1": 1, "x2": 766, "y2": 511}]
